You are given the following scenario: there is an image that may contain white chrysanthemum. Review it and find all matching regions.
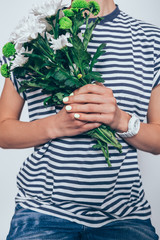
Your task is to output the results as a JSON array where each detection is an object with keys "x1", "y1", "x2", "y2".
[
  {"x1": 10, "y1": 15, "x2": 46, "y2": 46},
  {"x1": 41, "y1": 32, "x2": 53, "y2": 41},
  {"x1": 38, "y1": 9, "x2": 64, "y2": 32},
  {"x1": 11, "y1": 47, "x2": 32, "y2": 70},
  {"x1": 31, "y1": 0, "x2": 71, "y2": 19},
  {"x1": 39, "y1": 19, "x2": 52, "y2": 32},
  {"x1": 49, "y1": 33, "x2": 73, "y2": 51}
]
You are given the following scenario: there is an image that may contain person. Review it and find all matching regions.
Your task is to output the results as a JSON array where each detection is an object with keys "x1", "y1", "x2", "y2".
[{"x1": 0, "y1": 0, "x2": 160, "y2": 239}]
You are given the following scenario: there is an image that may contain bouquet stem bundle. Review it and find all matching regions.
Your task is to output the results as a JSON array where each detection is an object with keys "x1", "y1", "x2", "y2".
[{"x1": 1, "y1": 0, "x2": 122, "y2": 166}]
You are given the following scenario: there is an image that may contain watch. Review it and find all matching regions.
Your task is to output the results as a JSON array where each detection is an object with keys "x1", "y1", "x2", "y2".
[{"x1": 117, "y1": 113, "x2": 140, "y2": 138}]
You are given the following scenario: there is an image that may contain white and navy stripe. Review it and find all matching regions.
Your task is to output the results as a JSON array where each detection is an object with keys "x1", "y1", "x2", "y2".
[{"x1": 1, "y1": 5, "x2": 160, "y2": 228}]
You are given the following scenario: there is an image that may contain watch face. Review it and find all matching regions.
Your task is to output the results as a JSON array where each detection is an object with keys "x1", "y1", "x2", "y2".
[
  {"x1": 117, "y1": 114, "x2": 140, "y2": 138},
  {"x1": 134, "y1": 119, "x2": 139, "y2": 130}
]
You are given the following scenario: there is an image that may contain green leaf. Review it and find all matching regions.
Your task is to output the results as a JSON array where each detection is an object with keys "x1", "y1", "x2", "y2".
[
  {"x1": 37, "y1": 34, "x2": 48, "y2": 50},
  {"x1": 92, "y1": 144, "x2": 101, "y2": 150},
  {"x1": 89, "y1": 43, "x2": 106, "y2": 71},
  {"x1": 65, "y1": 77, "x2": 82, "y2": 88},
  {"x1": 51, "y1": 92, "x2": 67, "y2": 105},
  {"x1": 44, "y1": 96, "x2": 53, "y2": 106},
  {"x1": 23, "y1": 53, "x2": 54, "y2": 70},
  {"x1": 45, "y1": 68, "x2": 56, "y2": 79},
  {"x1": 19, "y1": 86, "x2": 27, "y2": 93},
  {"x1": 71, "y1": 35, "x2": 91, "y2": 73},
  {"x1": 55, "y1": 9, "x2": 60, "y2": 39},
  {"x1": 22, "y1": 52, "x2": 47, "y2": 61},
  {"x1": 72, "y1": 11, "x2": 85, "y2": 35},
  {"x1": 19, "y1": 80, "x2": 57, "y2": 92},
  {"x1": 54, "y1": 69, "x2": 69, "y2": 82},
  {"x1": 55, "y1": 92, "x2": 64, "y2": 102},
  {"x1": 12, "y1": 67, "x2": 27, "y2": 79},
  {"x1": 84, "y1": 71, "x2": 104, "y2": 83},
  {"x1": 83, "y1": 17, "x2": 102, "y2": 50},
  {"x1": 35, "y1": 34, "x2": 54, "y2": 60},
  {"x1": 55, "y1": 50, "x2": 70, "y2": 68}
]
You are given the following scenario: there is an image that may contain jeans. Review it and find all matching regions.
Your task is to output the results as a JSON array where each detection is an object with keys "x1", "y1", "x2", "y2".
[{"x1": 6, "y1": 204, "x2": 159, "y2": 240}]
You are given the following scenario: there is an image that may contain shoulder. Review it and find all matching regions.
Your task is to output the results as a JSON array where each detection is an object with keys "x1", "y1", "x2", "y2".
[
  {"x1": 117, "y1": 9, "x2": 160, "y2": 54},
  {"x1": 117, "y1": 10, "x2": 160, "y2": 34},
  {"x1": 119, "y1": 10, "x2": 159, "y2": 28}
]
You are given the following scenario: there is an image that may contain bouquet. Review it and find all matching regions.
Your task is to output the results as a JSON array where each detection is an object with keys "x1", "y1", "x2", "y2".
[{"x1": 0, "y1": 0, "x2": 122, "y2": 166}]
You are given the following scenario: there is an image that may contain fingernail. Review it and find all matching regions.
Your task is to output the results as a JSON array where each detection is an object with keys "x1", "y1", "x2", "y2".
[
  {"x1": 74, "y1": 113, "x2": 80, "y2": 119},
  {"x1": 63, "y1": 97, "x2": 69, "y2": 102},
  {"x1": 70, "y1": 92, "x2": 74, "y2": 96},
  {"x1": 65, "y1": 105, "x2": 72, "y2": 111}
]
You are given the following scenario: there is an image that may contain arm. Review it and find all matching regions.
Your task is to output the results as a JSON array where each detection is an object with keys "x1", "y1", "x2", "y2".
[
  {"x1": 0, "y1": 78, "x2": 51, "y2": 149},
  {"x1": 125, "y1": 84, "x2": 160, "y2": 154},
  {"x1": 63, "y1": 83, "x2": 160, "y2": 155},
  {"x1": 0, "y1": 79, "x2": 100, "y2": 149}
]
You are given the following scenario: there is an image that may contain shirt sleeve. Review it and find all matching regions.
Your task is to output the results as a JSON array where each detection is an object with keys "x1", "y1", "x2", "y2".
[
  {"x1": 0, "y1": 56, "x2": 27, "y2": 100},
  {"x1": 152, "y1": 54, "x2": 160, "y2": 88}
]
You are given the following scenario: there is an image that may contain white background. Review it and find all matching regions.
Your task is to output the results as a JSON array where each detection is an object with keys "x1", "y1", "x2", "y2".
[{"x1": 0, "y1": 0, "x2": 160, "y2": 239}]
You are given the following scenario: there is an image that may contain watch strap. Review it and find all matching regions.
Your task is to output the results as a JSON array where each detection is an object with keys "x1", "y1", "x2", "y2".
[{"x1": 117, "y1": 113, "x2": 140, "y2": 138}]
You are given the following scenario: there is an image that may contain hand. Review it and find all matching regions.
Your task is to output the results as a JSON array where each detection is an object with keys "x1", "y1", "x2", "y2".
[
  {"x1": 48, "y1": 106, "x2": 101, "y2": 139},
  {"x1": 63, "y1": 83, "x2": 130, "y2": 132}
]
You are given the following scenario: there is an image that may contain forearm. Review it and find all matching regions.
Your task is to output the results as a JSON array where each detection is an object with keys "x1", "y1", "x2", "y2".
[
  {"x1": 0, "y1": 117, "x2": 54, "y2": 149},
  {"x1": 123, "y1": 122, "x2": 160, "y2": 155}
]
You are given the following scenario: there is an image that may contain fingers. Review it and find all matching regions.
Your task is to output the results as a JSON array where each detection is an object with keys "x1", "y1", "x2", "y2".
[
  {"x1": 94, "y1": 82, "x2": 104, "y2": 87},
  {"x1": 61, "y1": 84, "x2": 119, "y2": 130},
  {"x1": 74, "y1": 113, "x2": 102, "y2": 123},
  {"x1": 74, "y1": 121, "x2": 102, "y2": 135},
  {"x1": 82, "y1": 122, "x2": 101, "y2": 131},
  {"x1": 73, "y1": 112, "x2": 114, "y2": 124},
  {"x1": 63, "y1": 92, "x2": 115, "y2": 105},
  {"x1": 62, "y1": 109, "x2": 101, "y2": 132},
  {"x1": 78, "y1": 84, "x2": 112, "y2": 95},
  {"x1": 63, "y1": 84, "x2": 113, "y2": 104},
  {"x1": 55, "y1": 108, "x2": 101, "y2": 138},
  {"x1": 64, "y1": 94, "x2": 108, "y2": 104},
  {"x1": 65, "y1": 102, "x2": 116, "y2": 114}
]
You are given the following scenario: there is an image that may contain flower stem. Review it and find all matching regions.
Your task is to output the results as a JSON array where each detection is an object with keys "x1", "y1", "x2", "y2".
[
  {"x1": 85, "y1": 10, "x2": 91, "y2": 29},
  {"x1": 86, "y1": 125, "x2": 122, "y2": 166},
  {"x1": 97, "y1": 140, "x2": 112, "y2": 167},
  {"x1": 99, "y1": 127, "x2": 122, "y2": 152},
  {"x1": 47, "y1": 17, "x2": 56, "y2": 38},
  {"x1": 79, "y1": 77, "x2": 88, "y2": 85},
  {"x1": 65, "y1": 49, "x2": 77, "y2": 75},
  {"x1": 33, "y1": 42, "x2": 53, "y2": 63},
  {"x1": 28, "y1": 65, "x2": 45, "y2": 77}
]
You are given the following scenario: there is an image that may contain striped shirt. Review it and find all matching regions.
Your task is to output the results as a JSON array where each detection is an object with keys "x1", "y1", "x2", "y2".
[{"x1": 1, "y1": 5, "x2": 160, "y2": 228}]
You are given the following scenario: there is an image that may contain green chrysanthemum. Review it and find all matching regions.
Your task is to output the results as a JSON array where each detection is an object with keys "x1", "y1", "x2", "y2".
[
  {"x1": 88, "y1": 1, "x2": 100, "y2": 16},
  {"x1": 71, "y1": 8, "x2": 79, "y2": 13},
  {"x1": 71, "y1": 0, "x2": 89, "y2": 9},
  {"x1": 2, "y1": 42, "x2": 16, "y2": 58},
  {"x1": 0, "y1": 64, "x2": 10, "y2": 78},
  {"x1": 71, "y1": 7, "x2": 83, "y2": 17},
  {"x1": 59, "y1": 16, "x2": 72, "y2": 29},
  {"x1": 63, "y1": 9, "x2": 75, "y2": 17}
]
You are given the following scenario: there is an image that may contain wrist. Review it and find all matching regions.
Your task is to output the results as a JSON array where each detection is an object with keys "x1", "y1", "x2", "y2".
[
  {"x1": 117, "y1": 112, "x2": 141, "y2": 138},
  {"x1": 115, "y1": 109, "x2": 131, "y2": 133},
  {"x1": 44, "y1": 115, "x2": 60, "y2": 140}
]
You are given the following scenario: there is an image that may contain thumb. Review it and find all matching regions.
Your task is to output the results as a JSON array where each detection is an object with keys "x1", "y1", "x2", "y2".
[{"x1": 94, "y1": 81, "x2": 104, "y2": 87}]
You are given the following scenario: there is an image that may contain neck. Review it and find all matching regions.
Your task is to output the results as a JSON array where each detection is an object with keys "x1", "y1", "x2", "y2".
[{"x1": 87, "y1": 0, "x2": 116, "y2": 18}]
